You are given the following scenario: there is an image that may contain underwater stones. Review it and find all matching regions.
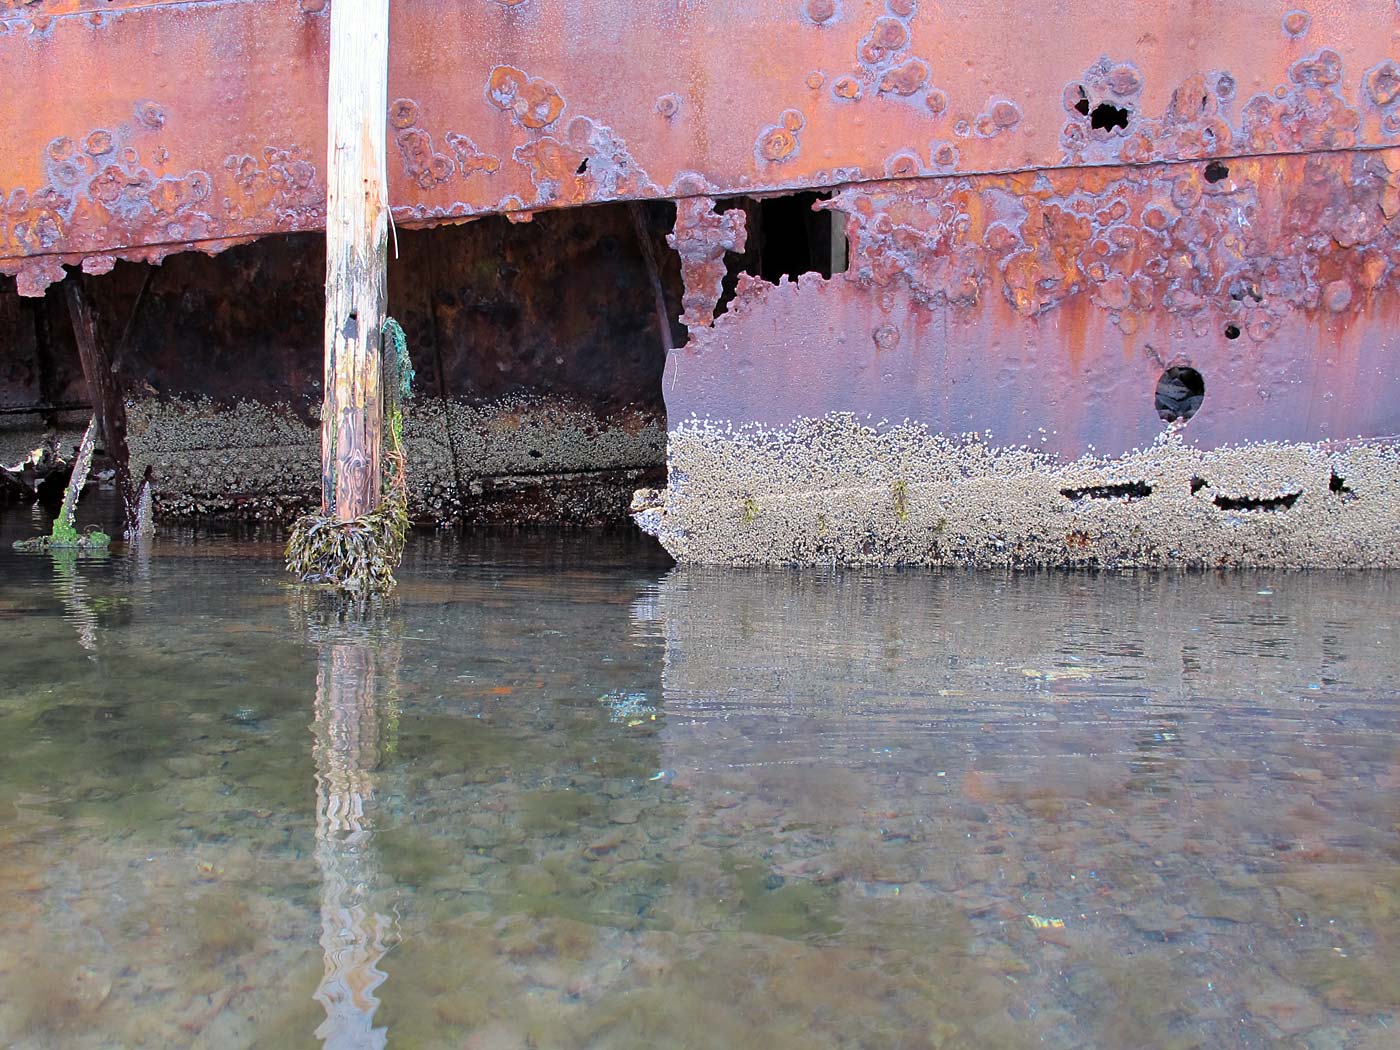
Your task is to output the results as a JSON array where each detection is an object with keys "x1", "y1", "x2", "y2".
[
  {"x1": 1245, "y1": 981, "x2": 1327, "y2": 1035},
  {"x1": 608, "y1": 800, "x2": 643, "y2": 824}
]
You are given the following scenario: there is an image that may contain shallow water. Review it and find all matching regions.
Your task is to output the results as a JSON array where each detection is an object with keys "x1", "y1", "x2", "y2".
[{"x1": 1, "y1": 507, "x2": 1398, "y2": 1050}]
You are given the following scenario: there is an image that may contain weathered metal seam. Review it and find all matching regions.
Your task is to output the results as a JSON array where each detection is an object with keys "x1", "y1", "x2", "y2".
[
  {"x1": 3, "y1": 141, "x2": 1396, "y2": 274},
  {"x1": 727, "y1": 142, "x2": 1400, "y2": 201},
  {"x1": 0, "y1": 235, "x2": 267, "y2": 273}
]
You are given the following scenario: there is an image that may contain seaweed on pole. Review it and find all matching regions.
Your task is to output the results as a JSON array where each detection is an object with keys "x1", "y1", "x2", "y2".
[{"x1": 286, "y1": 319, "x2": 414, "y2": 595}]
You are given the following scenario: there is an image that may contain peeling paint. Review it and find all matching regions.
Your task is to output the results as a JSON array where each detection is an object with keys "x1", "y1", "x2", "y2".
[{"x1": 666, "y1": 186, "x2": 747, "y2": 330}]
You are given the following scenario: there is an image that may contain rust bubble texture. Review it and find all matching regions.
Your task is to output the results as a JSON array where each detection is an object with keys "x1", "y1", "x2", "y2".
[
  {"x1": 755, "y1": 109, "x2": 805, "y2": 164},
  {"x1": 880, "y1": 58, "x2": 930, "y2": 97},
  {"x1": 389, "y1": 95, "x2": 501, "y2": 189},
  {"x1": 485, "y1": 66, "x2": 564, "y2": 131},
  {"x1": 1365, "y1": 60, "x2": 1400, "y2": 108},
  {"x1": 833, "y1": 76, "x2": 863, "y2": 101},
  {"x1": 9, "y1": 0, "x2": 1400, "y2": 298}
]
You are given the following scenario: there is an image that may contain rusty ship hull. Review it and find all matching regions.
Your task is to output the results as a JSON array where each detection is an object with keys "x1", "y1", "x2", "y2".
[{"x1": 2, "y1": 0, "x2": 1397, "y2": 562}]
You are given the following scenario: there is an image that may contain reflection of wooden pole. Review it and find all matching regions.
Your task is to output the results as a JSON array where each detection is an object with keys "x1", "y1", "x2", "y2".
[
  {"x1": 322, "y1": 0, "x2": 391, "y2": 520},
  {"x1": 313, "y1": 640, "x2": 390, "y2": 1050},
  {"x1": 65, "y1": 281, "x2": 136, "y2": 532}
]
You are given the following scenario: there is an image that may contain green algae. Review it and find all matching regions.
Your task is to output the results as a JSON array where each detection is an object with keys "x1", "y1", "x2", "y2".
[{"x1": 13, "y1": 417, "x2": 111, "y2": 554}]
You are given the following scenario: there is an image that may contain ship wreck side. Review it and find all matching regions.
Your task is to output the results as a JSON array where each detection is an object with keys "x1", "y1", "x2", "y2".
[{"x1": 1, "y1": 0, "x2": 1396, "y2": 565}]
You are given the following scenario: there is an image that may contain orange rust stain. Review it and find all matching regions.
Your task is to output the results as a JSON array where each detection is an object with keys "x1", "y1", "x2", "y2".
[{"x1": 5, "y1": 0, "x2": 1400, "y2": 297}]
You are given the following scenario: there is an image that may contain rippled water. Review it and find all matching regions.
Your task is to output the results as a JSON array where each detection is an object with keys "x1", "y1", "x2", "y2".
[{"x1": 1, "y1": 507, "x2": 1398, "y2": 1049}]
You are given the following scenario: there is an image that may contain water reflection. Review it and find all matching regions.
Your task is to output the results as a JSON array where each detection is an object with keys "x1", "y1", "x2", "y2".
[
  {"x1": 298, "y1": 595, "x2": 401, "y2": 1050},
  {"x1": 639, "y1": 569, "x2": 1400, "y2": 1048},
  {"x1": 0, "y1": 526, "x2": 1396, "y2": 1050},
  {"x1": 51, "y1": 550, "x2": 105, "y2": 654}
]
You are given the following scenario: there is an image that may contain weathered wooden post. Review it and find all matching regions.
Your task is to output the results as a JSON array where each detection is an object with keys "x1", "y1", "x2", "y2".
[
  {"x1": 321, "y1": 0, "x2": 391, "y2": 522},
  {"x1": 288, "y1": 0, "x2": 411, "y2": 593},
  {"x1": 65, "y1": 280, "x2": 137, "y2": 536}
]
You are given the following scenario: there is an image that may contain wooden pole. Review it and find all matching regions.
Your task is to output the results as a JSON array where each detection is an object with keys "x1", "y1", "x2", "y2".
[
  {"x1": 66, "y1": 279, "x2": 137, "y2": 534},
  {"x1": 322, "y1": 0, "x2": 391, "y2": 521}
]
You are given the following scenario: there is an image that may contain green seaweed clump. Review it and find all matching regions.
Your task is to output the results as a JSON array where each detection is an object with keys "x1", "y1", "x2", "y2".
[
  {"x1": 13, "y1": 416, "x2": 112, "y2": 553},
  {"x1": 13, "y1": 525, "x2": 112, "y2": 553},
  {"x1": 285, "y1": 500, "x2": 407, "y2": 594},
  {"x1": 286, "y1": 318, "x2": 413, "y2": 595},
  {"x1": 890, "y1": 479, "x2": 910, "y2": 523}
]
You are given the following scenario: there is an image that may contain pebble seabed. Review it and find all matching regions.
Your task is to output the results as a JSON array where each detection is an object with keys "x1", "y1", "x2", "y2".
[{"x1": 635, "y1": 414, "x2": 1400, "y2": 568}]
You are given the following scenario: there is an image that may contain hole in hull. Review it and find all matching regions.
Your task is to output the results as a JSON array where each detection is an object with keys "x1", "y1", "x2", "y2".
[
  {"x1": 1089, "y1": 101, "x2": 1130, "y2": 131},
  {"x1": 1060, "y1": 481, "x2": 1153, "y2": 501},
  {"x1": 1213, "y1": 491, "x2": 1302, "y2": 512},
  {"x1": 714, "y1": 190, "x2": 847, "y2": 316},
  {"x1": 1155, "y1": 366, "x2": 1205, "y2": 423}
]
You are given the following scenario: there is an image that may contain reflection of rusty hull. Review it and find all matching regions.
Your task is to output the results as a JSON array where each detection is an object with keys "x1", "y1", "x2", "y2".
[{"x1": 4, "y1": 2, "x2": 1400, "y2": 544}]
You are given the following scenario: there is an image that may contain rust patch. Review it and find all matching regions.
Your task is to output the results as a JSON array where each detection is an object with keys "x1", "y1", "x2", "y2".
[
  {"x1": 755, "y1": 110, "x2": 805, "y2": 165},
  {"x1": 485, "y1": 66, "x2": 564, "y2": 130},
  {"x1": 8, "y1": 2, "x2": 1400, "y2": 292},
  {"x1": 879, "y1": 58, "x2": 930, "y2": 98},
  {"x1": 827, "y1": 148, "x2": 1400, "y2": 333},
  {"x1": 666, "y1": 184, "x2": 747, "y2": 330}
]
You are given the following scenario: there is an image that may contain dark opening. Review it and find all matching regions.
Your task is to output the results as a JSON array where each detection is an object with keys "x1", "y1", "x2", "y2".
[
  {"x1": 576, "y1": 158, "x2": 588, "y2": 175},
  {"x1": 1224, "y1": 323, "x2": 1241, "y2": 340},
  {"x1": 0, "y1": 202, "x2": 685, "y2": 529},
  {"x1": 1190, "y1": 476, "x2": 1209, "y2": 495},
  {"x1": 1089, "y1": 102, "x2": 1131, "y2": 132},
  {"x1": 1213, "y1": 491, "x2": 1302, "y2": 512},
  {"x1": 1230, "y1": 281, "x2": 1263, "y2": 304},
  {"x1": 1204, "y1": 160, "x2": 1229, "y2": 183},
  {"x1": 1072, "y1": 85, "x2": 1090, "y2": 116},
  {"x1": 1155, "y1": 366, "x2": 1205, "y2": 423},
  {"x1": 1329, "y1": 471, "x2": 1353, "y2": 496},
  {"x1": 715, "y1": 191, "x2": 847, "y2": 316},
  {"x1": 1060, "y1": 481, "x2": 1153, "y2": 501}
]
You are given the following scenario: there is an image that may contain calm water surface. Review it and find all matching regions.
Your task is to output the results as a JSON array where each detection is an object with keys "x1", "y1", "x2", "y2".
[{"x1": 0, "y1": 507, "x2": 1397, "y2": 1049}]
